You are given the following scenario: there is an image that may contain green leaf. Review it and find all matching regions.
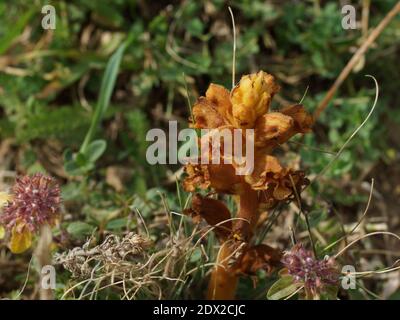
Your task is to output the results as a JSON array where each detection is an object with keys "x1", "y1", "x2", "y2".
[
  {"x1": 320, "y1": 285, "x2": 339, "y2": 300},
  {"x1": 67, "y1": 222, "x2": 95, "y2": 239},
  {"x1": 187, "y1": 18, "x2": 204, "y2": 37},
  {"x1": 63, "y1": 149, "x2": 73, "y2": 162},
  {"x1": 80, "y1": 35, "x2": 133, "y2": 153},
  {"x1": 389, "y1": 289, "x2": 400, "y2": 300},
  {"x1": 61, "y1": 182, "x2": 83, "y2": 201},
  {"x1": 106, "y1": 218, "x2": 128, "y2": 230},
  {"x1": 16, "y1": 105, "x2": 89, "y2": 143},
  {"x1": 75, "y1": 152, "x2": 88, "y2": 166},
  {"x1": 63, "y1": 159, "x2": 82, "y2": 176},
  {"x1": 63, "y1": 158, "x2": 94, "y2": 176},
  {"x1": 84, "y1": 139, "x2": 107, "y2": 163},
  {"x1": 267, "y1": 276, "x2": 303, "y2": 300},
  {"x1": 189, "y1": 248, "x2": 202, "y2": 263}
]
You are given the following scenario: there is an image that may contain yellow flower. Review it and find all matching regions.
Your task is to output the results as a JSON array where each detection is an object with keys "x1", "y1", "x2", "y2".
[
  {"x1": 231, "y1": 71, "x2": 280, "y2": 128},
  {"x1": 0, "y1": 192, "x2": 12, "y2": 207},
  {"x1": 9, "y1": 219, "x2": 32, "y2": 254},
  {"x1": 0, "y1": 192, "x2": 12, "y2": 240}
]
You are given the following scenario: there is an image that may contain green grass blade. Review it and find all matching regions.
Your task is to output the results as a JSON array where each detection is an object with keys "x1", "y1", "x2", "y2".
[
  {"x1": 80, "y1": 35, "x2": 133, "y2": 153},
  {"x1": 0, "y1": 9, "x2": 35, "y2": 55}
]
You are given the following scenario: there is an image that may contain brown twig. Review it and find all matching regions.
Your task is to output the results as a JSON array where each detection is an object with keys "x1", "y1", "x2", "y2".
[{"x1": 314, "y1": 1, "x2": 400, "y2": 120}]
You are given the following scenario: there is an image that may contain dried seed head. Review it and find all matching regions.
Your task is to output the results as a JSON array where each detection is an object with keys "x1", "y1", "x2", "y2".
[
  {"x1": 281, "y1": 244, "x2": 339, "y2": 296},
  {"x1": 54, "y1": 233, "x2": 152, "y2": 278},
  {"x1": 0, "y1": 173, "x2": 61, "y2": 232}
]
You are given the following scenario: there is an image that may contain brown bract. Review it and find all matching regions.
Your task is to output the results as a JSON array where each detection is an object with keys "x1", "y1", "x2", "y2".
[
  {"x1": 184, "y1": 194, "x2": 232, "y2": 240},
  {"x1": 246, "y1": 154, "x2": 308, "y2": 205},
  {"x1": 233, "y1": 244, "x2": 282, "y2": 276},
  {"x1": 191, "y1": 83, "x2": 232, "y2": 129},
  {"x1": 183, "y1": 163, "x2": 243, "y2": 194}
]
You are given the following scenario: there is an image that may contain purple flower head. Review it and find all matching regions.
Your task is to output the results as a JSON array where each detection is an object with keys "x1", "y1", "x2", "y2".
[
  {"x1": 281, "y1": 244, "x2": 339, "y2": 295},
  {"x1": 0, "y1": 173, "x2": 61, "y2": 232}
]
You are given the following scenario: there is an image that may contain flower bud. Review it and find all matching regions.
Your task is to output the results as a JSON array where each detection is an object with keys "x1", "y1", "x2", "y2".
[{"x1": 231, "y1": 71, "x2": 280, "y2": 128}]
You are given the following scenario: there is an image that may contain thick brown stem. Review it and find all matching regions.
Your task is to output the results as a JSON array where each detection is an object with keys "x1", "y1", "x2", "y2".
[
  {"x1": 234, "y1": 185, "x2": 260, "y2": 241},
  {"x1": 207, "y1": 185, "x2": 259, "y2": 299},
  {"x1": 207, "y1": 241, "x2": 238, "y2": 299}
]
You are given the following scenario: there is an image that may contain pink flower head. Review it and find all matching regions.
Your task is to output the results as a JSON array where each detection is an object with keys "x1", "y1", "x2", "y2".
[
  {"x1": 0, "y1": 173, "x2": 61, "y2": 232},
  {"x1": 281, "y1": 244, "x2": 339, "y2": 295}
]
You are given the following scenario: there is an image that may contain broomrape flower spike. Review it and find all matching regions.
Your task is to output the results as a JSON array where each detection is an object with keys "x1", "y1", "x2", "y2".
[
  {"x1": 182, "y1": 70, "x2": 313, "y2": 299},
  {"x1": 0, "y1": 173, "x2": 61, "y2": 254},
  {"x1": 231, "y1": 71, "x2": 280, "y2": 128}
]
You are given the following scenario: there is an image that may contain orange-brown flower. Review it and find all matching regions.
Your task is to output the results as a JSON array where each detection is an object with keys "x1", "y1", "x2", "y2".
[
  {"x1": 184, "y1": 70, "x2": 312, "y2": 197},
  {"x1": 184, "y1": 71, "x2": 313, "y2": 300}
]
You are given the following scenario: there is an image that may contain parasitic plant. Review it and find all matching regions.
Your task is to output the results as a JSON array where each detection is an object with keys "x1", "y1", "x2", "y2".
[{"x1": 182, "y1": 71, "x2": 313, "y2": 299}]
